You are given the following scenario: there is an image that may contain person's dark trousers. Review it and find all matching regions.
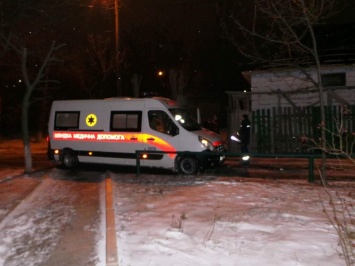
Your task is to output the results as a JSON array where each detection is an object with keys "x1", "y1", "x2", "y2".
[{"x1": 241, "y1": 144, "x2": 249, "y2": 154}]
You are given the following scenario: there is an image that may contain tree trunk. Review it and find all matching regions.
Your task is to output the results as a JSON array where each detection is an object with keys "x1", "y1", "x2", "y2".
[
  {"x1": 305, "y1": 10, "x2": 327, "y2": 185},
  {"x1": 131, "y1": 73, "x2": 142, "y2": 97},
  {"x1": 169, "y1": 69, "x2": 178, "y2": 100},
  {"x1": 0, "y1": 94, "x2": 2, "y2": 138},
  {"x1": 22, "y1": 90, "x2": 33, "y2": 173}
]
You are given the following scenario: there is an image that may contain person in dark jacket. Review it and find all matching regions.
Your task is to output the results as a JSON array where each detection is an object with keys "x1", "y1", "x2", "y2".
[{"x1": 239, "y1": 114, "x2": 251, "y2": 154}]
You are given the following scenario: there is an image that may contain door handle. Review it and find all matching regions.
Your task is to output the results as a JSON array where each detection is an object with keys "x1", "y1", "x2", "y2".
[{"x1": 147, "y1": 137, "x2": 155, "y2": 141}]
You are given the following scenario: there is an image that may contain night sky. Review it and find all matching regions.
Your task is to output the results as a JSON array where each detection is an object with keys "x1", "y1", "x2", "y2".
[
  {"x1": 118, "y1": 0, "x2": 235, "y2": 94},
  {"x1": 1, "y1": 0, "x2": 355, "y2": 134}
]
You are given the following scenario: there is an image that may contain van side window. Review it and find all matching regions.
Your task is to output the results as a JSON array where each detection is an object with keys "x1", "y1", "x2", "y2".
[
  {"x1": 54, "y1": 112, "x2": 80, "y2": 130},
  {"x1": 148, "y1": 110, "x2": 178, "y2": 136},
  {"x1": 110, "y1": 111, "x2": 142, "y2": 132}
]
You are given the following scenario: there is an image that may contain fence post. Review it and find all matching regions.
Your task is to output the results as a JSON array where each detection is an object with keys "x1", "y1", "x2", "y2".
[
  {"x1": 136, "y1": 151, "x2": 141, "y2": 176},
  {"x1": 308, "y1": 156, "x2": 314, "y2": 183}
]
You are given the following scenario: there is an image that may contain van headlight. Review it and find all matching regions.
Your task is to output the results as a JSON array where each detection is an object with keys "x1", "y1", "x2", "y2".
[{"x1": 198, "y1": 136, "x2": 214, "y2": 151}]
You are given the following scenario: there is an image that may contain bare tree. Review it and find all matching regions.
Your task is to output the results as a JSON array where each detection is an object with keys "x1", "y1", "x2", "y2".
[
  {"x1": 73, "y1": 34, "x2": 116, "y2": 99},
  {"x1": 0, "y1": 0, "x2": 66, "y2": 173},
  {"x1": 120, "y1": 0, "x2": 216, "y2": 101},
  {"x1": 0, "y1": 35, "x2": 64, "y2": 173},
  {"x1": 218, "y1": 0, "x2": 343, "y2": 185},
  {"x1": 21, "y1": 42, "x2": 65, "y2": 172}
]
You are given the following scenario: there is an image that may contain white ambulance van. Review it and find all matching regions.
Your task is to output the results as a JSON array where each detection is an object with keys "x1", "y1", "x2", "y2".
[{"x1": 47, "y1": 97, "x2": 225, "y2": 174}]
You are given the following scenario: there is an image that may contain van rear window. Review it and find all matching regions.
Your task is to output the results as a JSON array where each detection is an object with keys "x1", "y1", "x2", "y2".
[
  {"x1": 54, "y1": 112, "x2": 79, "y2": 130},
  {"x1": 111, "y1": 111, "x2": 142, "y2": 132}
]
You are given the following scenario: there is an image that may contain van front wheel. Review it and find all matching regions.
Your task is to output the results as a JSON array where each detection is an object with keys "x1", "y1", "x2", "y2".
[
  {"x1": 62, "y1": 150, "x2": 78, "y2": 169},
  {"x1": 178, "y1": 156, "x2": 199, "y2": 175}
]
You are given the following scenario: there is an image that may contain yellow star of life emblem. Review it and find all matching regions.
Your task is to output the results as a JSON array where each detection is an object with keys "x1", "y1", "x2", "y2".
[{"x1": 86, "y1": 114, "x2": 97, "y2": 127}]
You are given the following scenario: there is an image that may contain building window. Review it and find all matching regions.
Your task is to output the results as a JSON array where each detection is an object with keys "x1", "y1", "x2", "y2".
[{"x1": 321, "y1": 73, "x2": 346, "y2": 87}]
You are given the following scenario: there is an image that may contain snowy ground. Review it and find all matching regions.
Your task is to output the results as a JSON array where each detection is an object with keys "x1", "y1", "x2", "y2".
[
  {"x1": 0, "y1": 139, "x2": 354, "y2": 265},
  {"x1": 112, "y1": 174, "x2": 355, "y2": 266}
]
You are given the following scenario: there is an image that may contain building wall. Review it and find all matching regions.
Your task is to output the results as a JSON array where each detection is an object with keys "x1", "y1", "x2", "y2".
[{"x1": 249, "y1": 65, "x2": 355, "y2": 110}]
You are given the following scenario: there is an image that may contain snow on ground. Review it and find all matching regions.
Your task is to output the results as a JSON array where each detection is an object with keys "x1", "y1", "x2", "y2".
[
  {"x1": 0, "y1": 137, "x2": 354, "y2": 266},
  {"x1": 0, "y1": 169, "x2": 353, "y2": 266},
  {"x1": 112, "y1": 174, "x2": 355, "y2": 266},
  {"x1": 0, "y1": 169, "x2": 105, "y2": 266},
  {"x1": 0, "y1": 176, "x2": 77, "y2": 266}
]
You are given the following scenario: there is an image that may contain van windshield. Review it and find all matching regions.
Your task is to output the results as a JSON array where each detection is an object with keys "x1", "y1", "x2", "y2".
[{"x1": 168, "y1": 108, "x2": 201, "y2": 131}]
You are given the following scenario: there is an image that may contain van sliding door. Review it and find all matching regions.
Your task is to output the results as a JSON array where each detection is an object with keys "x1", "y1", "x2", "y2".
[{"x1": 104, "y1": 111, "x2": 143, "y2": 165}]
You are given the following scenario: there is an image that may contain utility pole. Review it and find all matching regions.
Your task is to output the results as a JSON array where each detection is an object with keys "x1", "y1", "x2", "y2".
[{"x1": 114, "y1": 0, "x2": 121, "y2": 96}]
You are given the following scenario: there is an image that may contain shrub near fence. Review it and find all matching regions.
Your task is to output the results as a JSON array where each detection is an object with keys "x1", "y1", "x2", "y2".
[{"x1": 252, "y1": 105, "x2": 355, "y2": 153}]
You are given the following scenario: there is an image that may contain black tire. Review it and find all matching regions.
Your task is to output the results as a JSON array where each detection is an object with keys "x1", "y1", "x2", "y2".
[
  {"x1": 61, "y1": 150, "x2": 78, "y2": 169},
  {"x1": 178, "y1": 156, "x2": 199, "y2": 175}
]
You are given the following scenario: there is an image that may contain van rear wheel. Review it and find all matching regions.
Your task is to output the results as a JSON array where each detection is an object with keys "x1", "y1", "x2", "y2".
[
  {"x1": 178, "y1": 156, "x2": 199, "y2": 175},
  {"x1": 62, "y1": 150, "x2": 78, "y2": 169}
]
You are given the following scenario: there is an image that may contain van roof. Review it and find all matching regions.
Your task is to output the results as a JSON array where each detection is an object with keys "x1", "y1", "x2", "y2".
[
  {"x1": 104, "y1": 97, "x2": 177, "y2": 107},
  {"x1": 52, "y1": 97, "x2": 179, "y2": 109}
]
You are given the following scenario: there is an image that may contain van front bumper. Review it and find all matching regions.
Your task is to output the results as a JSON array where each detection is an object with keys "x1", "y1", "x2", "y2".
[{"x1": 199, "y1": 150, "x2": 225, "y2": 169}]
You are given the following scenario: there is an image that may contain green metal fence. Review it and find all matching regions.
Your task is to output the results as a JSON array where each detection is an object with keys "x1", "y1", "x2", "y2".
[
  {"x1": 135, "y1": 150, "x2": 320, "y2": 182},
  {"x1": 252, "y1": 105, "x2": 355, "y2": 153}
]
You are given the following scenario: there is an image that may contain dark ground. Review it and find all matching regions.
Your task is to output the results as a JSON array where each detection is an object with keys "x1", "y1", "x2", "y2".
[{"x1": 0, "y1": 138, "x2": 353, "y2": 182}]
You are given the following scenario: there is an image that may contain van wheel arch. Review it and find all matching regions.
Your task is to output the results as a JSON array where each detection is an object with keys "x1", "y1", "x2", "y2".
[
  {"x1": 176, "y1": 155, "x2": 199, "y2": 175},
  {"x1": 61, "y1": 149, "x2": 78, "y2": 169}
]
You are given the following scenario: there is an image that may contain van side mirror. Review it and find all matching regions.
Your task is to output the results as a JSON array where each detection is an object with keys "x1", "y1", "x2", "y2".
[{"x1": 170, "y1": 126, "x2": 179, "y2": 136}]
